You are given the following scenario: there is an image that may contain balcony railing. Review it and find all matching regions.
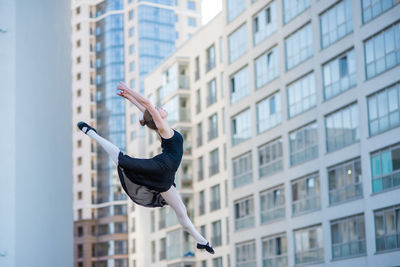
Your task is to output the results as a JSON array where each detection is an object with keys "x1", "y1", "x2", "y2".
[
  {"x1": 197, "y1": 136, "x2": 203, "y2": 147},
  {"x1": 196, "y1": 103, "x2": 201, "y2": 114},
  {"x1": 332, "y1": 239, "x2": 366, "y2": 259},
  {"x1": 180, "y1": 175, "x2": 193, "y2": 189},
  {"x1": 259, "y1": 159, "x2": 283, "y2": 178},
  {"x1": 295, "y1": 247, "x2": 324, "y2": 265},
  {"x1": 208, "y1": 129, "x2": 218, "y2": 140},
  {"x1": 207, "y1": 95, "x2": 217, "y2": 106},
  {"x1": 211, "y1": 235, "x2": 222, "y2": 247},
  {"x1": 235, "y1": 215, "x2": 254, "y2": 231},
  {"x1": 179, "y1": 75, "x2": 189, "y2": 89},
  {"x1": 292, "y1": 195, "x2": 321, "y2": 215},
  {"x1": 261, "y1": 206, "x2": 285, "y2": 224},
  {"x1": 329, "y1": 182, "x2": 362, "y2": 205},
  {"x1": 376, "y1": 233, "x2": 400, "y2": 251},
  {"x1": 263, "y1": 255, "x2": 288, "y2": 267},
  {"x1": 209, "y1": 164, "x2": 219, "y2": 176},
  {"x1": 205, "y1": 61, "x2": 215, "y2": 72},
  {"x1": 179, "y1": 108, "x2": 190, "y2": 122},
  {"x1": 195, "y1": 70, "x2": 200, "y2": 81},
  {"x1": 233, "y1": 171, "x2": 253, "y2": 188},
  {"x1": 198, "y1": 170, "x2": 204, "y2": 181},
  {"x1": 199, "y1": 204, "x2": 205, "y2": 215},
  {"x1": 159, "y1": 250, "x2": 166, "y2": 260}
]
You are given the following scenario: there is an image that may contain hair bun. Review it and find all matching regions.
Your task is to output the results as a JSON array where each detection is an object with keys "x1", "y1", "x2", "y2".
[{"x1": 139, "y1": 119, "x2": 146, "y2": 126}]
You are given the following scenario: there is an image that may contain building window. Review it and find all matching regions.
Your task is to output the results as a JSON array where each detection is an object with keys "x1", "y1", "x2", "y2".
[
  {"x1": 260, "y1": 185, "x2": 285, "y2": 224},
  {"x1": 77, "y1": 191, "x2": 83, "y2": 200},
  {"x1": 258, "y1": 138, "x2": 283, "y2": 178},
  {"x1": 227, "y1": 0, "x2": 246, "y2": 23},
  {"x1": 362, "y1": 0, "x2": 399, "y2": 23},
  {"x1": 206, "y1": 44, "x2": 216, "y2": 71},
  {"x1": 219, "y1": 37, "x2": 224, "y2": 63},
  {"x1": 129, "y1": 44, "x2": 135, "y2": 54},
  {"x1": 210, "y1": 185, "x2": 221, "y2": 212},
  {"x1": 294, "y1": 225, "x2": 324, "y2": 265},
  {"x1": 255, "y1": 46, "x2": 279, "y2": 89},
  {"x1": 199, "y1": 191, "x2": 206, "y2": 216},
  {"x1": 282, "y1": 0, "x2": 310, "y2": 24},
  {"x1": 320, "y1": 0, "x2": 353, "y2": 49},
  {"x1": 187, "y1": 0, "x2": 196, "y2": 10},
  {"x1": 77, "y1": 244, "x2": 83, "y2": 258},
  {"x1": 212, "y1": 257, "x2": 223, "y2": 267},
  {"x1": 76, "y1": 39, "x2": 81, "y2": 47},
  {"x1": 374, "y1": 205, "x2": 400, "y2": 252},
  {"x1": 232, "y1": 108, "x2": 251, "y2": 146},
  {"x1": 367, "y1": 82, "x2": 400, "y2": 136},
  {"x1": 76, "y1": 6, "x2": 80, "y2": 15},
  {"x1": 232, "y1": 152, "x2": 253, "y2": 188},
  {"x1": 151, "y1": 211, "x2": 155, "y2": 232},
  {"x1": 76, "y1": 23, "x2": 81, "y2": 31},
  {"x1": 285, "y1": 23, "x2": 313, "y2": 70},
  {"x1": 208, "y1": 113, "x2": 218, "y2": 141},
  {"x1": 96, "y1": 74, "x2": 102, "y2": 85},
  {"x1": 253, "y1": 1, "x2": 277, "y2": 45},
  {"x1": 365, "y1": 22, "x2": 400, "y2": 79},
  {"x1": 77, "y1": 157, "x2": 82, "y2": 165},
  {"x1": 257, "y1": 91, "x2": 281, "y2": 133},
  {"x1": 235, "y1": 241, "x2": 256, "y2": 266},
  {"x1": 328, "y1": 158, "x2": 362, "y2": 205},
  {"x1": 188, "y1": 17, "x2": 196, "y2": 27},
  {"x1": 230, "y1": 66, "x2": 250, "y2": 104},
  {"x1": 129, "y1": 27, "x2": 134, "y2": 37},
  {"x1": 211, "y1": 220, "x2": 222, "y2": 247},
  {"x1": 287, "y1": 72, "x2": 316, "y2": 118},
  {"x1": 200, "y1": 225, "x2": 206, "y2": 239},
  {"x1": 228, "y1": 23, "x2": 248, "y2": 63},
  {"x1": 78, "y1": 174, "x2": 82, "y2": 183},
  {"x1": 198, "y1": 156, "x2": 204, "y2": 181},
  {"x1": 207, "y1": 79, "x2": 217, "y2": 106},
  {"x1": 196, "y1": 89, "x2": 201, "y2": 114},
  {"x1": 151, "y1": 240, "x2": 156, "y2": 262},
  {"x1": 234, "y1": 196, "x2": 254, "y2": 231},
  {"x1": 77, "y1": 73, "x2": 81, "y2": 81},
  {"x1": 96, "y1": 42, "x2": 101, "y2": 52},
  {"x1": 331, "y1": 214, "x2": 366, "y2": 259},
  {"x1": 209, "y1": 148, "x2": 219, "y2": 176},
  {"x1": 262, "y1": 233, "x2": 288, "y2": 267},
  {"x1": 291, "y1": 173, "x2": 321, "y2": 215},
  {"x1": 371, "y1": 143, "x2": 400, "y2": 193},
  {"x1": 159, "y1": 238, "x2": 166, "y2": 260},
  {"x1": 323, "y1": 49, "x2": 356, "y2": 100},
  {"x1": 129, "y1": 10, "x2": 134, "y2": 20},
  {"x1": 197, "y1": 122, "x2": 203, "y2": 147},
  {"x1": 289, "y1": 122, "x2": 318, "y2": 166},
  {"x1": 325, "y1": 103, "x2": 359, "y2": 152},
  {"x1": 195, "y1": 56, "x2": 200, "y2": 80}
]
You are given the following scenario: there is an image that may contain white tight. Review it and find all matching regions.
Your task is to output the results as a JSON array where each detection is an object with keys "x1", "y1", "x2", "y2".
[
  {"x1": 85, "y1": 129, "x2": 120, "y2": 165},
  {"x1": 161, "y1": 186, "x2": 207, "y2": 245},
  {"x1": 85, "y1": 128, "x2": 207, "y2": 244}
]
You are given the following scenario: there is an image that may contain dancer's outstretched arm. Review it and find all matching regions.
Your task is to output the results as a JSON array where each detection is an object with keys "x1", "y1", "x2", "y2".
[
  {"x1": 117, "y1": 81, "x2": 171, "y2": 135},
  {"x1": 117, "y1": 85, "x2": 146, "y2": 113}
]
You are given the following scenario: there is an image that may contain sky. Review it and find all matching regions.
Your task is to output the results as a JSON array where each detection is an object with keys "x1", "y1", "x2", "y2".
[{"x1": 201, "y1": 0, "x2": 222, "y2": 25}]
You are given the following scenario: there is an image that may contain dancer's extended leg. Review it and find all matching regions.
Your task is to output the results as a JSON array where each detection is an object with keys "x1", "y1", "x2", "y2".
[
  {"x1": 161, "y1": 186, "x2": 207, "y2": 244},
  {"x1": 78, "y1": 122, "x2": 120, "y2": 165}
]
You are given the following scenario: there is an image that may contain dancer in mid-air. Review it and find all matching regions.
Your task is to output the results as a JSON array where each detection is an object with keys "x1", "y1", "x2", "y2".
[{"x1": 78, "y1": 82, "x2": 214, "y2": 254}]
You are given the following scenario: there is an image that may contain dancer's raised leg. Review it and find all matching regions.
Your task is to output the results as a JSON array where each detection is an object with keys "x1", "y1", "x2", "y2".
[
  {"x1": 160, "y1": 186, "x2": 215, "y2": 254},
  {"x1": 78, "y1": 122, "x2": 120, "y2": 165}
]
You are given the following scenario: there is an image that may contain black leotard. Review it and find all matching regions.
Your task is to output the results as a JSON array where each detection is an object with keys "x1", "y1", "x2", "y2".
[{"x1": 117, "y1": 129, "x2": 183, "y2": 207}]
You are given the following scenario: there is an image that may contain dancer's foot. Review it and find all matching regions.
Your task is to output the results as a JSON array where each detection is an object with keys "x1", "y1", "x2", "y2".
[
  {"x1": 197, "y1": 242, "x2": 215, "y2": 254},
  {"x1": 77, "y1": 121, "x2": 97, "y2": 134}
]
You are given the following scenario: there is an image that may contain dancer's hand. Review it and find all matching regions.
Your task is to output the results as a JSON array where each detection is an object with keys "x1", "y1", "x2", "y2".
[{"x1": 117, "y1": 81, "x2": 134, "y2": 97}]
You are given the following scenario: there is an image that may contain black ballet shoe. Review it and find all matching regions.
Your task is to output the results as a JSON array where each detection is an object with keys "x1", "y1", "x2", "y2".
[
  {"x1": 77, "y1": 121, "x2": 97, "y2": 134},
  {"x1": 197, "y1": 242, "x2": 215, "y2": 254}
]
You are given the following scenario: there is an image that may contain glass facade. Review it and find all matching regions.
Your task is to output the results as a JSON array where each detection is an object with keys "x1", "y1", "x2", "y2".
[
  {"x1": 328, "y1": 158, "x2": 362, "y2": 205},
  {"x1": 255, "y1": 46, "x2": 279, "y2": 89},
  {"x1": 262, "y1": 233, "x2": 288, "y2": 267},
  {"x1": 232, "y1": 109, "x2": 251, "y2": 146},
  {"x1": 257, "y1": 91, "x2": 281, "y2": 133},
  {"x1": 294, "y1": 225, "x2": 324, "y2": 265},
  {"x1": 228, "y1": 24, "x2": 248, "y2": 63},
  {"x1": 323, "y1": 49, "x2": 356, "y2": 100},
  {"x1": 253, "y1": 1, "x2": 277, "y2": 46},
  {"x1": 289, "y1": 122, "x2": 318, "y2": 166},
  {"x1": 368, "y1": 82, "x2": 400, "y2": 136},
  {"x1": 320, "y1": 0, "x2": 353, "y2": 49},
  {"x1": 282, "y1": 0, "x2": 310, "y2": 24},
  {"x1": 260, "y1": 185, "x2": 285, "y2": 224},
  {"x1": 285, "y1": 23, "x2": 313, "y2": 70},
  {"x1": 374, "y1": 205, "x2": 400, "y2": 252},
  {"x1": 370, "y1": 143, "x2": 400, "y2": 193},
  {"x1": 364, "y1": 22, "x2": 400, "y2": 79},
  {"x1": 362, "y1": 0, "x2": 400, "y2": 23},
  {"x1": 291, "y1": 173, "x2": 321, "y2": 215},
  {"x1": 258, "y1": 138, "x2": 283, "y2": 178},
  {"x1": 325, "y1": 103, "x2": 359, "y2": 153},
  {"x1": 287, "y1": 72, "x2": 316, "y2": 118},
  {"x1": 232, "y1": 152, "x2": 253, "y2": 188},
  {"x1": 230, "y1": 66, "x2": 250, "y2": 104},
  {"x1": 227, "y1": 0, "x2": 246, "y2": 23},
  {"x1": 331, "y1": 214, "x2": 366, "y2": 259}
]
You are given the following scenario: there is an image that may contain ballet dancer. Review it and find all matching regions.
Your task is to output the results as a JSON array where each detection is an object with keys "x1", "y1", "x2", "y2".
[{"x1": 77, "y1": 81, "x2": 214, "y2": 254}]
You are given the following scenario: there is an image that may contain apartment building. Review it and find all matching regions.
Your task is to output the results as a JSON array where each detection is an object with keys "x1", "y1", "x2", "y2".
[
  {"x1": 143, "y1": 0, "x2": 400, "y2": 266},
  {"x1": 71, "y1": 0, "x2": 201, "y2": 266}
]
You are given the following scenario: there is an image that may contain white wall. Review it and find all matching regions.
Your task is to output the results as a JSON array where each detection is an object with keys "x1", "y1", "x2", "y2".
[{"x1": 0, "y1": 0, "x2": 73, "y2": 266}]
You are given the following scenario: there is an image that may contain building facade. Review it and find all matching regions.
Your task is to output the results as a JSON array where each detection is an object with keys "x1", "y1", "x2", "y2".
[
  {"x1": 71, "y1": 0, "x2": 201, "y2": 266},
  {"x1": 144, "y1": 0, "x2": 400, "y2": 267}
]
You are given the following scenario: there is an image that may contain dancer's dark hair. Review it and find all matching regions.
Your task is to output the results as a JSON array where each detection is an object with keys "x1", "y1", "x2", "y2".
[{"x1": 140, "y1": 109, "x2": 158, "y2": 130}]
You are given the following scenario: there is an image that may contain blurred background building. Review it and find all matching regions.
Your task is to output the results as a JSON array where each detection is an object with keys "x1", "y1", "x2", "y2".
[
  {"x1": 72, "y1": 0, "x2": 400, "y2": 267},
  {"x1": 0, "y1": 0, "x2": 73, "y2": 266}
]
